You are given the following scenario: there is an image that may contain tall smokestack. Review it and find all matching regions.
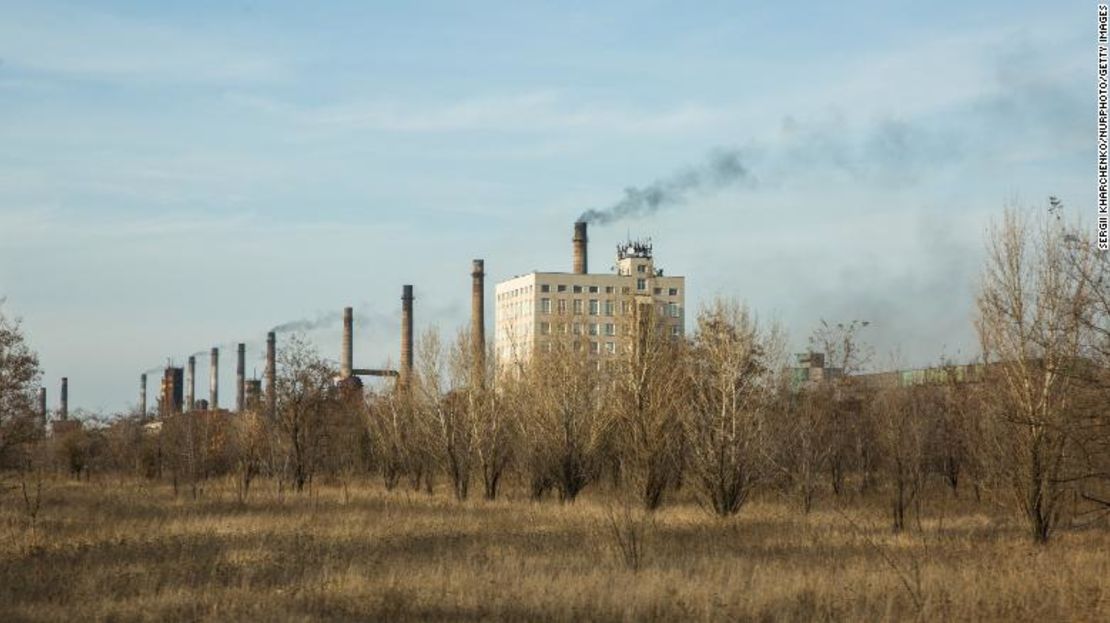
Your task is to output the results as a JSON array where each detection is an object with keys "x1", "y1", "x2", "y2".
[
  {"x1": 266, "y1": 331, "x2": 276, "y2": 419},
  {"x1": 38, "y1": 387, "x2": 47, "y2": 428},
  {"x1": 573, "y1": 221, "x2": 588, "y2": 274},
  {"x1": 471, "y1": 260, "x2": 485, "y2": 373},
  {"x1": 236, "y1": 343, "x2": 246, "y2": 412},
  {"x1": 140, "y1": 373, "x2": 147, "y2": 417},
  {"x1": 60, "y1": 377, "x2": 68, "y2": 420},
  {"x1": 209, "y1": 347, "x2": 219, "y2": 410},
  {"x1": 401, "y1": 285, "x2": 414, "y2": 387},
  {"x1": 186, "y1": 356, "x2": 196, "y2": 411},
  {"x1": 341, "y1": 306, "x2": 353, "y2": 378}
]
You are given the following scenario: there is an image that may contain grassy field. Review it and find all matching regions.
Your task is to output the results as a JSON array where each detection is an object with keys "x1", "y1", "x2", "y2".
[{"x1": 1, "y1": 476, "x2": 1107, "y2": 622}]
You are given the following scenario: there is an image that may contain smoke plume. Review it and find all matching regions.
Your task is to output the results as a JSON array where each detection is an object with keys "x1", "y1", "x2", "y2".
[
  {"x1": 578, "y1": 149, "x2": 752, "y2": 225},
  {"x1": 269, "y1": 310, "x2": 344, "y2": 334},
  {"x1": 269, "y1": 309, "x2": 379, "y2": 335}
]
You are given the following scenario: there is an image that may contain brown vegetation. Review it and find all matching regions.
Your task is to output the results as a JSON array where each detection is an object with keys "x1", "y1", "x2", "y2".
[
  {"x1": 0, "y1": 201, "x2": 1108, "y2": 620},
  {"x1": 0, "y1": 477, "x2": 1106, "y2": 621}
]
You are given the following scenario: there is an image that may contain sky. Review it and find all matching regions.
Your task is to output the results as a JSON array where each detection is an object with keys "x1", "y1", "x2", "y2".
[{"x1": 0, "y1": 0, "x2": 1093, "y2": 414}]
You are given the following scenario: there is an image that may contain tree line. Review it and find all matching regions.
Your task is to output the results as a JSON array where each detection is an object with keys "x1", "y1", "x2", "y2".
[{"x1": 1, "y1": 201, "x2": 1108, "y2": 544}]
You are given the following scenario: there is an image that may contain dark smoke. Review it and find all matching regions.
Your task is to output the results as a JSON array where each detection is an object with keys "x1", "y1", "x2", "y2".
[
  {"x1": 269, "y1": 310, "x2": 343, "y2": 334},
  {"x1": 269, "y1": 309, "x2": 377, "y2": 335},
  {"x1": 578, "y1": 149, "x2": 752, "y2": 225}
]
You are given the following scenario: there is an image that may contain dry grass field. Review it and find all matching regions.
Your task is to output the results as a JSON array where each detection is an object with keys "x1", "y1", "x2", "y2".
[{"x1": 1, "y1": 476, "x2": 1107, "y2": 622}]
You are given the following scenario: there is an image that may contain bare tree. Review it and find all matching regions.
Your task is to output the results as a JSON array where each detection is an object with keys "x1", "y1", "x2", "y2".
[
  {"x1": 414, "y1": 328, "x2": 474, "y2": 500},
  {"x1": 0, "y1": 302, "x2": 42, "y2": 468},
  {"x1": 522, "y1": 337, "x2": 611, "y2": 503},
  {"x1": 769, "y1": 383, "x2": 835, "y2": 514},
  {"x1": 976, "y1": 205, "x2": 1105, "y2": 542},
  {"x1": 808, "y1": 319, "x2": 875, "y2": 495},
  {"x1": 873, "y1": 385, "x2": 929, "y2": 532},
  {"x1": 273, "y1": 333, "x2": 340, "y2": 492},
  {"x1": 610, "y1": 302, "x2": 687, "y2": 510},
  {"x1": 367, "y1": 389, "x2": 411, "y2": 490},
  {"x1": 684, "y1": 300, "x2": 783, "y2": 517},
  {"x1": 472, "y1": 342, "x2": 515, "y2": 500}
]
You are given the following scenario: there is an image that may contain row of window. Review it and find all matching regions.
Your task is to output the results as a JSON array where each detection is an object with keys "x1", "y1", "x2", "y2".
[
  {"x1": 497, "y1": 284, "x2": 534, "y2": 301},
  {"x1": 538, "y1": 322, "x2": 683, "y2": 337},
  {"x1": 538, "y1": 283, "x2": 680, "y2": 297},
  {"x1": 539, "y1": 299, "x2": 681, "y2": 318}
]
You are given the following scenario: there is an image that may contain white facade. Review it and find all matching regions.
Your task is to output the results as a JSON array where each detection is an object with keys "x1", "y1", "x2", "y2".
[{"x1": 494, "y1": 241, "x2": 685, "y2": 369}]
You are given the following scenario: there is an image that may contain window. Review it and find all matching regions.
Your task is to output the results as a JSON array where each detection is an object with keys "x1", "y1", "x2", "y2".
[
  {"x1": 637, "y1": 264, "x2": 646, "y2": 273},
  {"x1": 669, "y1": 303, "x2": 680, "y2": 318},
  {"x1": 671, "y1": 325, "x2": 681, "y2": 337},
  {"x1": 588, "y1": 285, "x2": 599, "y2": 293},
  {"x1": 540, "y1": 322, "x2": 551, "y2": 335},
  {"x1": 588, "y1": 323, "x2": 598, "y2": 336},
  {"x1": 605, "y1": 286, "x2": 614, "y2": 294},
  {"x1": 573, "y1": 299, "x2": 583, "y2": 314},
  {"x1": 653, "y1": 287, "x2": 662, "y2": 295},
  {"x1": 590, "y1": 341, "x2": 600, "y2": 354},
  {"x1": 637, "y1": 278, "x2": 647, "y2": 291},
  {"x1": 605, "y1": 342, "x2": 616, "y2": 354},
  {"x1": 559, "y1": 323, "x2": 568, "y2": 334},
  {"x1": 604, "y1": 323, "x2": 615, "y2": 336},
  {"x1": 573, "y1": 322, "x2": 582, "y2": 335},
  {"x1": 621, "y1": 286, "x2": 631, "y2": 294},
  {"x1": 557, "y1": 284, "x2": 567, "y2": 292},
  {"x1": 540, "y1": 284, "x2": 549, "y2": 293},
  {"x1": 557, "y1": 299, "x2": 567, "y2": 315},
  {"x1": 669, "y1": 288, "x2": 679, "y2": 296},
  {"x1": 573, "y1": 285, "x2": 582, "y2": 293},
  {"x1": 589, "y1": 299, "x2": 599, "y2": 315},
  {"x1": 603, "y1": 300, "x2": 614, "y2": 316},
  {"x1": 540, "y1": 298, "x2": 551, "y2": 314},
  {"x1": 621, "y1": 301, "x2": 631, "y2": 315}
]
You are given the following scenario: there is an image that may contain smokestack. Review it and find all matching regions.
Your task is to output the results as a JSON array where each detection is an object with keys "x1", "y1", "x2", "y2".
[
  {"x1": 341, "y1": 306, "x2": 353, "y2": 378},
  {"x1": 60, "y1": 377, "x2": 68, "y2": 420},
  {"x1": 471, "y1": 260, "x2": 485, "y2": 373},
  {"x1": 401, "y1": 285, "x2": 414, "y2": 386},
  {"x1": 209, "y1": 347, "x2": 219, "y2": 410},
  {"x1": 236, "y1": 343, "x2": 246, "y2": 412},
  {"x1": 266, "y1": 331, "x2": 276, "y2": 419},
  {"x1": 573, "y1": 221, "x2": 588, "y2": 274},
  {"x1": 38, "y1": 387, "x2": 46, "y2": 428},
  {"x1": 140, "y1": 373, "x2": 147, "y2": 417},
  {"x1": 186, "y1": 356, "x2": 196, "y2": 411}
]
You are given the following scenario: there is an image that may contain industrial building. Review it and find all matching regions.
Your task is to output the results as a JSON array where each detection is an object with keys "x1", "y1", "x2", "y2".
[{"x1": 495, "y1": 222, "x2": 686, "y2": 367}]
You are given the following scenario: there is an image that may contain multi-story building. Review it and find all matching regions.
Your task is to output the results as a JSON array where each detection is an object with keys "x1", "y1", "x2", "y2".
[{"x1": 495, "y1": 222, "x2": 685, "y2": 368}]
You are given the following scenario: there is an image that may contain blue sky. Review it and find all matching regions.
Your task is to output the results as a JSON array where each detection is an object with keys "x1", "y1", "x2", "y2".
[{"x1": 0, "y1": 1, "x2": 1091, "y2": 413}]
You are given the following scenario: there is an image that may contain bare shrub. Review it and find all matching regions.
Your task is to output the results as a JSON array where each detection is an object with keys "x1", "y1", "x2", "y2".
[{"x1": 684, "y1": 299, "x2": 782, "y2": 517}]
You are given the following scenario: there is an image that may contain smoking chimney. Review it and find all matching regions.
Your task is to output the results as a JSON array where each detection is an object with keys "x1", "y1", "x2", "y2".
[
  {"x1": 209, "y1": 347, "x2": 219, "y2": 410},
  {"x1": 236, "y1": 343, "x2": 246, "y2": 412},
  {"x1": 186, "y1": 355, "x2": 196, "y2": 411},
  {"x1": 341, "y1": 306, "x2": 353, "y2": 378},
  {"x1": 573, "y1": 221, "x2": 588, "y2": 274},
  {"x1": 140, "y1": 373, "x2": 147, "y2": 417},
  {"x1": 266, "y1": 331, "x2": 276, "y2": 419},
  {"x1": 401, "y1": 285, "x2": 414, "y2": 386},
  {"x1": 38, "y1": 387, "x2": 47, "y2": 428},
  {"x1": 471, "y1": 260, "x2": 485, "y2": 372},
  {"x1": 60, "y1": 377, "x2": 68, "y2": 420}
]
